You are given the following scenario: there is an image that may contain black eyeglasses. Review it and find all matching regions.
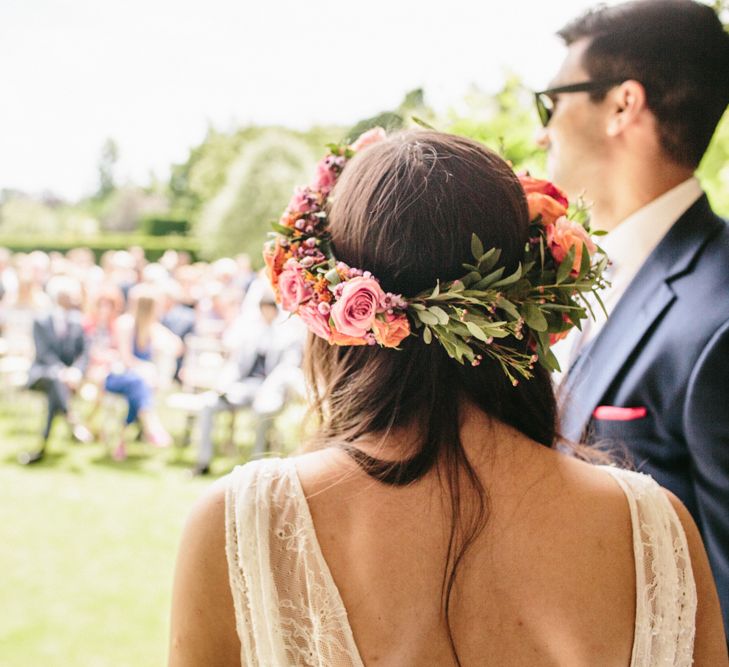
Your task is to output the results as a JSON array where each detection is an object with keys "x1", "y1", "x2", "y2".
[{"x1": 534, "y1": 80, "x2": 626, "y2": 127}]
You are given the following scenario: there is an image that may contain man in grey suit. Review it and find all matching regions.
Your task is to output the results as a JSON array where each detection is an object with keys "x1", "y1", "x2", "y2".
[
  {"x1": 21, "y1": 275, "x2": 92, "y2": 464},
  {"x1": 191, "y1": 293, "x2": 305, "y2": 475}
]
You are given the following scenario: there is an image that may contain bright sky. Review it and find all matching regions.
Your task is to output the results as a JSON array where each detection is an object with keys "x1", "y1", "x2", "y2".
[{"x1": 1, "y1": 0, "x2": 622, "y2": 201}]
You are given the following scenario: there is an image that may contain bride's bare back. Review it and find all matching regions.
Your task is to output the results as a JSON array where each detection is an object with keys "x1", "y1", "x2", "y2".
[
  {"x1": 169, "y1": 411, "x2": 725, "y2": 666},
  {"x1": 296, "y1": 420, "x2": 637, "y2": 666}
]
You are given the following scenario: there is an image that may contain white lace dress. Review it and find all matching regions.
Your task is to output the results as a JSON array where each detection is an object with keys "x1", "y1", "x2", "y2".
[{"x1": 225, "y1": 458, "x2": 696, "y2": 666}]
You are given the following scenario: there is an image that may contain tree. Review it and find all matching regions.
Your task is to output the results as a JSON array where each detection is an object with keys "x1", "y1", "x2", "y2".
[{"x1": 97, "y1": 138, "x2": 120, "y2": 199}]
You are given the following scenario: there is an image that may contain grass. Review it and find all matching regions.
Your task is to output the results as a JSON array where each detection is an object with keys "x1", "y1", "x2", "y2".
[{"x1": 0, "y1": 386, "x2": 303, "y2": 667}]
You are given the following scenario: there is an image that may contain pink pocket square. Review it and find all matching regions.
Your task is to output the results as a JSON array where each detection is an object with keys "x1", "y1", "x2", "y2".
[{"x1": 592, "y1": 406, "x2": 648, "y2": 421}]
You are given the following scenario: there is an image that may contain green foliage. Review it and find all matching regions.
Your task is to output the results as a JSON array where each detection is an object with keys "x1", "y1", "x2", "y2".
[
  {"x1": 0, "y1": 233, "x2": 200, "y2": 262},
  {"x1": 698, "y1": 109, "x2": 729, "y2": 217},
  {"x1": 344, "y1": 87, "x2": 435, "y2": 143},
  {"x1": 96, "y1": 137, "x2": 120, "y2": 200},
  {"x1": 445, "y1": 75, "x2": 545, "y2": 173},
  {"x1": 168, "y1": 126, "x2": 343, "y2": 261},
  {"x1": 0, "y1": 197, "x2": 60, "y2": 235},
  {"x1": 140, "y1": 215, "x2": 190, "y2": 237}
]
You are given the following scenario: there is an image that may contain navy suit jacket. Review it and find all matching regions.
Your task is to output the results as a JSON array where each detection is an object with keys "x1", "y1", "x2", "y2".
[{"x1": 560, "y1": 195, "x2": 729, "y2": 635}]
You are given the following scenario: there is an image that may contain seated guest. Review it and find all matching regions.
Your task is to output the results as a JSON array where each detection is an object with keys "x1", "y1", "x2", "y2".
[
  {"x1": 21, "y1": 275, "x2": 92, "y2": 464},
  {"x1": 159, "y1": 280, "x2": 196, "y2": 382},
  {"x1": 105, "y1": 284, "x2": 183, "y2": 460},
  {"x1": 191, "y1": 294, "x2": 305, "y2": 476}
]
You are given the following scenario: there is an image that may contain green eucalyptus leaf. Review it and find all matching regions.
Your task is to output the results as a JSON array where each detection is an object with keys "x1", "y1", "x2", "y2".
[
  {"x1": 539, "y1": 347, "x2": 561, "y2": 372},
  {"x1": 271, "y1": 222, "x2": 295, "y2": 237},
  {"x1": 465, "y1": 321, "x2": 489, "y2": 342},
  {"x1": 449, "y1": 280, "x2": 465, "y2": 292},
  {"x1": 496, "y1": 297, "x2": 520, "y2": 320},
  {"x1": 412, "y1": 116, "x2": 437, "y2": 130},
  {"x1": 556, "y1": 246, "x2": 576, "y2": 284},
  {"x1": 472, "y1": 267, "x2": 505, "y2": 290},
  {"x1": 471, "y1": 234, "x2": 484, "y2": 261},
  {"x1": 491, "y1": 263, "x2": 523, "y2": 288},
  {"x1": 423, "y1": 326, "x2": 432, "y2": 344},
  {"x1": 461, "y1": 271, "x2": 483, "y2": 288},
  {"x1": 482, "y1": 324, "x2": 510, "y2": 339},
  {"x1": 522, "y1": 303, "x2": 548, "y2": 332},
  {"x1": 429, "y1": 306, "x2": 450, "y2": 325},
  {"x1": 477, "y1": 248, "x2": 501, "y2": 273},
  {"x1": 577, "y1": 242, "x2": 591, "y2": 279},
  {"x1": 455, "y1": 339, "x2": 475, "y2": 363},
  {"x1": 417, "y1": 310, "x2": 439, "y2": 326},
  {"x1": 429, "y1": 281, "x2": 440, "y2": 299}
]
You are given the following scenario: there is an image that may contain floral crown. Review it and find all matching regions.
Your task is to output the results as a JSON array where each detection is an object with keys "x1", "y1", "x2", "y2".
[{"x1": 263, "y1": 128, "x2": 609, "y2": 385}]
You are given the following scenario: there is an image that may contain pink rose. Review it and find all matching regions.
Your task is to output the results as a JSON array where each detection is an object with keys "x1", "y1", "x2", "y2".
[
  {"x1": 312, "y1": 158, "x2": 337, "y2": 195},
  {"x1": 350, "y1": 127, "x2": 387, "y2": 152},
  {"x1": 299, "y1": 302, "x2": 332, "y2": 341},
  {"x1": 330, "y1": 276, "x2": 385, "y2": 338},
  {"x1": 278, "y1": 268, "x2": 312, "y2": 312},
  {"x1": 546, "y1": 217, "x2": 597, "y2": 274},
  {"x1": 372, "y1": 313, "x2": 411, "y2": 348}
]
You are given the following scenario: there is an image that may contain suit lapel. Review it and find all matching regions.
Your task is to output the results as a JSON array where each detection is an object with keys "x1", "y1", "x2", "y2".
[{"x1": 560, "y1": 195, "x2": 722, "y2": 441}]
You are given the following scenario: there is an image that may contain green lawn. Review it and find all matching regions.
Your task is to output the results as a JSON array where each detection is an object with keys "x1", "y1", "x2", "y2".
[{"x1": 0, "y1": 388, "x2": 303, "y2": 666}]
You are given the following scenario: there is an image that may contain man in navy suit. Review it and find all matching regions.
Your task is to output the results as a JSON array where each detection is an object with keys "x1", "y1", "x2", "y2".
[
  {"x1": 536, "y1": 0, "x2": 729, "y2": 635},
  {"x1": 21, "y1": 275, "x2": 92, "y2": 464}
]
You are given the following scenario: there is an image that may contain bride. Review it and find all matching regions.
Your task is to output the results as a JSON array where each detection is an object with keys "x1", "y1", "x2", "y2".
[{"x1": 169, "y1": 130, "x2": 726, "y2": 666}]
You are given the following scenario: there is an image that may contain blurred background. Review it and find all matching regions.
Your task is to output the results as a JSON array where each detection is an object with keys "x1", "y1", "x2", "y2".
[{"x1": 0, "y1": 1, "x2": 727, "y2": 665}]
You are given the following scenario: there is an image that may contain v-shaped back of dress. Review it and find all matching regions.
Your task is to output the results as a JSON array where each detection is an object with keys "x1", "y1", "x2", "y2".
[{"x1": 225, "y1": 458, "x2": 696, "y2": 666}]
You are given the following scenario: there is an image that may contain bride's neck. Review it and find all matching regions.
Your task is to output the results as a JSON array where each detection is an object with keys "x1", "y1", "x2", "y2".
[{"x1": 343, "y1": 400, "x2": 538, "y2": 471}]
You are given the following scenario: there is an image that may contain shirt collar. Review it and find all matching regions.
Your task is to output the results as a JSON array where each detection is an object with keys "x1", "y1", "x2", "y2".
[{"x1": 600, "y1": 177, "x2": 703, "y2": 280}]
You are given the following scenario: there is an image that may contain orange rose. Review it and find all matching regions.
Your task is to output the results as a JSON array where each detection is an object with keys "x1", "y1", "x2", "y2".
[
  {"x1": 330, "y1": 329, "x2": 369, "y2": 346},
  {"x1": 546, "y1": 217, "x2": 597, "y2": 274},
  {"x1": 372, "y1": 313, "x2": 411, "y2": 348},
  {"x1": 519, "y1": 175, "x2": 569, "y2": 207},
  {"x1": 527, "y1": 193, "x2": 568, "y2": 226}
]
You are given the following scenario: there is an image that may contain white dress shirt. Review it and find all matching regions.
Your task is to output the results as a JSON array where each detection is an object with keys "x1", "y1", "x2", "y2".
[{"x1": 553, "y1": 176, "x2": 703, "y2": 379}]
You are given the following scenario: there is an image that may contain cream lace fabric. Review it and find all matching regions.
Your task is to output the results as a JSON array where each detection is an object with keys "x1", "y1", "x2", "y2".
[{"x1": 225, "y1": 458, "x2": 696, "y2": 666}]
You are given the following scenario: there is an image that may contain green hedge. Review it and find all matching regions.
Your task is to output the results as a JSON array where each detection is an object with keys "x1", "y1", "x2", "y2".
[
  {"x1": 0, "y1": 234, "x2": 201, "y2": 262},
  {"x1": 140, "y1": 216, "x2": 190, "y2": 237}
]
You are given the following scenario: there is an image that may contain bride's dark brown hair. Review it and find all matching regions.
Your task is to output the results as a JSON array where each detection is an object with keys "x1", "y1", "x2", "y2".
[{"x1": 304, "y1": 131, "x2": 557, "y2": 664}]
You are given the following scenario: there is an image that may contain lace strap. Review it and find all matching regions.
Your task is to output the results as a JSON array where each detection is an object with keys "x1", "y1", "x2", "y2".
[
  {"x1": 225, "y1": 458, "x2": 363, "y2": 667},
  {"x1": 225, "y1": 459, "x2": 290, "y2": 666},
  {"x1": 602, "y1": 466, "x2": 697, "y2": 666}
]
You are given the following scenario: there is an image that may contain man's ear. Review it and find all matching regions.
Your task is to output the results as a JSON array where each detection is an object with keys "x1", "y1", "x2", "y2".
[{"x1": 606, "y1": 80, "x2": 646, "y2": 137}]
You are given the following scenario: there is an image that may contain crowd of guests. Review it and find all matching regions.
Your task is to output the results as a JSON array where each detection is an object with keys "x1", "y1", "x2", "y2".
[{"x1": 0, "y1": 245, "x2": 306, "y2": 474}]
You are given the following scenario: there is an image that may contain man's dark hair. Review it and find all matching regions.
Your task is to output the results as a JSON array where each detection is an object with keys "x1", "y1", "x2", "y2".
[{"x1": 558, "y1": 0, "x2": 729, "y2": 167}]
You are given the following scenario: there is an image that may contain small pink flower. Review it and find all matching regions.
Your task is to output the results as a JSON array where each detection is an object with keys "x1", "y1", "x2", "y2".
[
  {"x1": 287, "y1": 187, "x2": 318, "y2": 215},
  {"x1": 278, "y1": 268, "x2": 312, "y2": 312},
  {"x1": 546, "y1": 217, "x2": 597, "y2": 274},
  {"x1": 299, "y1": 302, "x2": 332, "y2": 341},
  {"x1": 330, "y1": 276, "x2": 385, "y2": 338},
  {"x1": 350, "y1": 127, "x2": 387, "y2": 152},
  {"x1": 312, "y1": 158, "x2": 337, "y2": 195}
]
